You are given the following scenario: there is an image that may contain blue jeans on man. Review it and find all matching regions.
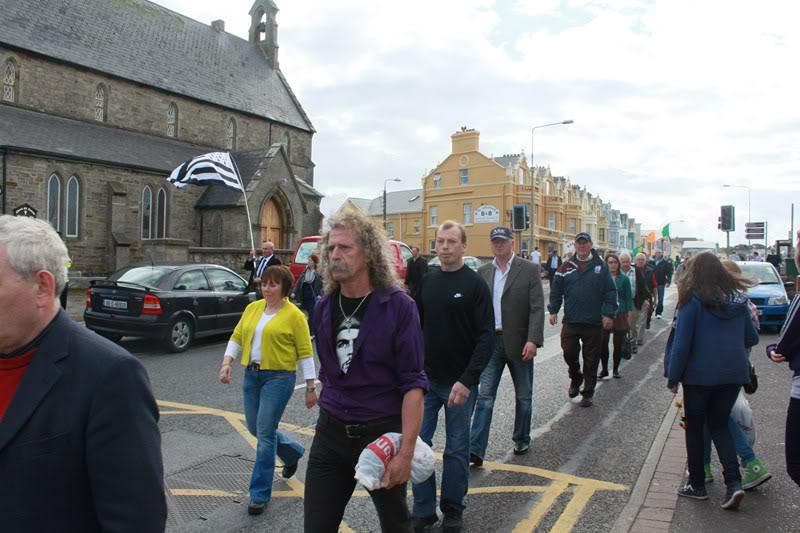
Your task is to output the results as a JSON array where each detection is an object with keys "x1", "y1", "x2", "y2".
[
  {"x1": 413, "y1": 381, "x2": 478, "y2": 518},
  {"x1": 470, "y1": 339, "x2": 534, "y2": 460},
  {"x1": 243, "y1": 369, "x2": 305, "y2": 503}
]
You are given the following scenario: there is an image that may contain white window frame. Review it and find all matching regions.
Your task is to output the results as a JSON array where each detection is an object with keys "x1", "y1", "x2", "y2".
[
  {"x1": 3, "y1": 59, "x2": 17, "y2": 103},
  {"x1": 167, "y1": 103, "x2": 178, "y2": 138},
  {"x1": 94, "y1": 84, "x2": 106, "y2": 122},
  {"x1": 547, "y1": 212, "x2": 556, "y2": 230},
  {"x1": 459, "y1": 168, "x2": 468, "y2": 186},
  {"x1": 463, "y1": 203, "x2": 473, "y2": 225},
  {"x1": 430, "y1": 206, "x2": 438, "y2": 226},
  {"x1": 433, "y1": 173, "x2": 441, "y2": 189}
]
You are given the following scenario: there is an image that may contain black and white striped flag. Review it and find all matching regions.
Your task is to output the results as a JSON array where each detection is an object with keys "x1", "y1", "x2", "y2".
[{"x1": 167, "y1": 152, "x2": 243, "y2": 192}]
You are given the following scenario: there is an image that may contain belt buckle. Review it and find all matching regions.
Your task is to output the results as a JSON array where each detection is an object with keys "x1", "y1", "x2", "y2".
[
  {"x1": 249, "y1": 362, "x2": 260, "y2": 371},
  {"x1": 345, "y1": 424, "x2": 362, "y2": 439}
]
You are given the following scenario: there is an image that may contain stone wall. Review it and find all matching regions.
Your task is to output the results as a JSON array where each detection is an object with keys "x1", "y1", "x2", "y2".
[{"x1": 0, "y1": 46, "x2": 314, "y2": 185}]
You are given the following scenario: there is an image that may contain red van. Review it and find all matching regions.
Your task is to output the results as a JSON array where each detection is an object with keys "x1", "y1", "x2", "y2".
[{"x1": 290, "y1": 235, "x2": 413, "y2": 282}]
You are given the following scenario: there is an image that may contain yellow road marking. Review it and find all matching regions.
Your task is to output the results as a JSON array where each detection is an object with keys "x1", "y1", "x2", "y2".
[{"x1": 158, "y1": 399, "x2": 626, "y2": 532}]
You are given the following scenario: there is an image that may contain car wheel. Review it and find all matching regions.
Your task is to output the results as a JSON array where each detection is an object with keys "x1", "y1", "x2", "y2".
[
  {"x1": 99, "y1": 332, "x2": 123, "y2": 343},
  {"x1": 165, "y1": 317, "x2": 194, "y2": 353}
]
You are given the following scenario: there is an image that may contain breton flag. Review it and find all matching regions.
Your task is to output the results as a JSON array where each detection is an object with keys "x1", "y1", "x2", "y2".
[{"x1": 167, "y1": 152, "x2": 243, "y2": 192}]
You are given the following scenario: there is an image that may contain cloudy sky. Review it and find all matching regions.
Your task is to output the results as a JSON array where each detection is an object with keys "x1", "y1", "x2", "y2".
[{"x1": 156, "y1": 0, "x2": 799, "y2": 246}]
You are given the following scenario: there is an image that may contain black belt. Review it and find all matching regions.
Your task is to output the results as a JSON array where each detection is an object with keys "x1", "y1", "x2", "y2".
[
  {"x1": 495, "y1": 330, "x2": 503, "y2": 336},
  {"x1": 319, "y1": 409, "x2": 401, "y2": 439}
]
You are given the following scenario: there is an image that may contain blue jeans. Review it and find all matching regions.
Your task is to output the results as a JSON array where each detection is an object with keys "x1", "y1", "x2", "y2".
[
  {"x1": 243, "y1": 368, "x2": 304, "y2": 503},
  {"x1": 469, "y1": 340, "x2": 534, "y2": 459},
  {"x1": 413, "y1": 380, "x2": 478, "y2": 517},
  {"x1": 704, "y1": 415, "x2": 755, "y2": 466},
  {"x1": 656, "y1": 285, "x2": 666, "y2": 316}
]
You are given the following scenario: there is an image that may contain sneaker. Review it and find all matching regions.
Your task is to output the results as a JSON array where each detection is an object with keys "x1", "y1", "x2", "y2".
[
  {"x1": 742, "y1": 458, "x2": 772, "y2": 490},
  {"x1": 632, "y1": 345, "x2": 638, "y2": 354},
  {"x1": 677, "y1": 483, "x2": 708, "y2": 500},
  {"x1": 656, "y1": 314, "x2": 663, "y2": 319},
  {"x1": 442, "y1": 513, "x2": 463, "y2": 533},
  {"x1": 579, "y1": 396, "x2": 593, "y2": 407},
  {"x1": 720, "y1": 485, "x2": 745, "y2": 510},
  {"x1": 282, "y1": 461, "x2": 299, "y2": 479},
  {"x1": 568, "y1": 381, "x2": 581, "y2": 398},
  {"x1": 469, "y1": 452, "x2": 483, "y2": 467},
  {"x1": 598, "y1": 370, "x2": 609, "y2": 379},
  {"x1": 613, "y1": 371, "x2": 621, "y2": 379},
  {"x1": 247, "y1": 500, "x2": 267, "y2": 515},
  {"x1": 412, "y1": 514, "x2": 438, "y2": 532}
]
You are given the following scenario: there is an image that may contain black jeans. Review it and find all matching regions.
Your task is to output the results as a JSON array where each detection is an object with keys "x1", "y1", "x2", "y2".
[
  {"x1": 600, "y1": 329, "x2": 627, "y2": 374},
  {"x1": 561, "y1": 323, "x2": 603, "y2": 396},
  {"x1": 304, "y1": 409, "x2": 411, "y2": 533},
  {"x1": 786, "y1": 397, "x2": 800, "y2": 487},
  {"x1": 683, "y1": 384, "x2": 741, "y2": 489}
]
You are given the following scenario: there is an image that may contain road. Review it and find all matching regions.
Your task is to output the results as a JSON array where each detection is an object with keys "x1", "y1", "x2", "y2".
[{"x1": 106, "y1": 287, "x2": 789, "y2": 532}]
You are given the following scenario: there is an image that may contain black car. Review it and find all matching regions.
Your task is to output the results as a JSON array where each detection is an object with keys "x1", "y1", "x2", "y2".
[{"x1": 84, "y1": 264, "x2": 256, "y2": 352}]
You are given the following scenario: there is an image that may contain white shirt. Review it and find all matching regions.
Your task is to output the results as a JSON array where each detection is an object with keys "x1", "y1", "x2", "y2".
[
  {"x1": 550, "y1": 255, "x2": 559, "y2": 268},
  {"x1": 492, "y1": 253, "x2": 514, "y2": 331},
  {"x1": 531, "y1": 250, "x2": 541, "y2": 265},
  {"x1": 256, "y1": 255, "x2": 273, "y2": 277}
]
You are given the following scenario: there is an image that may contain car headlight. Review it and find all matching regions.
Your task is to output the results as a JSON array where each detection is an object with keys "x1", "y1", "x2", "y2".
[{"x1": 768, "y1": 295, "x2": 788, "y2": 305}]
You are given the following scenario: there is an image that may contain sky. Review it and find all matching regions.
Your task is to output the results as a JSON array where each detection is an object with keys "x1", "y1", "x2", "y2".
[{"x1": 155, "y1": 0, "x2": 800, "y2": 246}]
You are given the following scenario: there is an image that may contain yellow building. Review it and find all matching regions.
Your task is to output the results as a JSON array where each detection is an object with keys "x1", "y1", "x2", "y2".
[{"x1": 346, "y1": 127, "x2": 642, "y2": 259}]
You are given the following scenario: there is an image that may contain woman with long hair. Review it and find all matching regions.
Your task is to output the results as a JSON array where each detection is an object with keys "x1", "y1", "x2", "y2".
[
  {"x1": 218, "y1": 265, "x2": 317, "y2": 516},
  {"x1": 664, "y1": 251, "x2": 758, "y2": 509},
  {"x1": 292, "y1": 252, "x2": 322, "y2": 327},
  {"x1": 599, "y1": 252, "x2": 632, "y2": 379}
]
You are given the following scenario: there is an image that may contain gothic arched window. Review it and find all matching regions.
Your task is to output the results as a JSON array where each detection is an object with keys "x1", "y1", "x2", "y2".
[
  {"x1": 47, "y1": 173, "x2": 62, "y2": 232},
  {"x1": 141, "y1": 186, "x2": 153, "y2": 239},
  {"x1": 155, "y1": 187, "x2": 167, "y2": 239},
  {"x1": 94, "y1": 84, "x2": 107, "y2": 122},
  {"x1": 167, "y1": 103, "x2": 178, "y2": 138},
  {"x1": 66, "y1": 175, "x2": 80, "y2": 237},
  {"x1": 3, "y1": 59, "x2": 17, "y2": 103}
]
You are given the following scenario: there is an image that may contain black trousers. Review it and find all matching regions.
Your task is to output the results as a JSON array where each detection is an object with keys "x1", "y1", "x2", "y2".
[
  {"x1": 787, "y1": 397, "x2": 800, "y2": 487},
  {"x1": 600, "y1": 329, "x2": 627, "y2": 374},
  {"x1": 683, "y1": 384, "x2": 741, "y2": 488},
  {"x1": 304, "y1": 409, "x2": 411, "y2": 533},
  {"x1": 561, "y1": 323, "x2": 603, "y2": 396}
]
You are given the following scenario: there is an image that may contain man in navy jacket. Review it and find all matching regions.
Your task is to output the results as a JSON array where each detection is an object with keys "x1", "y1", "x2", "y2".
[{"x1": 0, "y1": 215, "x2": 166, "y2": 533}]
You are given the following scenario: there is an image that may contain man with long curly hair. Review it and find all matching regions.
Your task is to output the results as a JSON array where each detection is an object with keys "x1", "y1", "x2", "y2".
[{"x1": 303, "y1": 208, "x2": 427, "y2": 533}]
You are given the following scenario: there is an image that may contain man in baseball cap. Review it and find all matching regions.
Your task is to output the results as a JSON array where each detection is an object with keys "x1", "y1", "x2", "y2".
[
  {"x1": 470, "y1": 226, "x2": 544, "y2": 463},
  {"x1": 547, "y1": 232, "x2": 618, "y2": 407}
]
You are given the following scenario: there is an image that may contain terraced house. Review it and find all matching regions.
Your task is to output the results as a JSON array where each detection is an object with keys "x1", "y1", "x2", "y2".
[{"x1": 0, "y1": 0, "x2": 322, "y2": 276}]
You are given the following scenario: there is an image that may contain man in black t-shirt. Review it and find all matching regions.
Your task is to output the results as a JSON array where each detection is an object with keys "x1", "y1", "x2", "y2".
[{"x1": 412, "y1": 221, "x2": 493, "y2": 533}]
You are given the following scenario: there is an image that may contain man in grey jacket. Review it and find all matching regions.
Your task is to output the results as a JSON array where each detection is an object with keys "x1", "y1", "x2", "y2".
[{"x1": 469, "y1": 227, "x2": 545, "y2": 464}]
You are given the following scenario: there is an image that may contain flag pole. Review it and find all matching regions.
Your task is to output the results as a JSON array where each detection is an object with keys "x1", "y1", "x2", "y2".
[{"x1": 230, "y1": 154, "x2": 256, "y2": 255}]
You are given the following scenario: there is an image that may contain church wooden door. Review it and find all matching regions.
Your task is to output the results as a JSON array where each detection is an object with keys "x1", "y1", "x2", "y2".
[{"x1": 260, "y1": 197, "x2": 283, "y2": 248}]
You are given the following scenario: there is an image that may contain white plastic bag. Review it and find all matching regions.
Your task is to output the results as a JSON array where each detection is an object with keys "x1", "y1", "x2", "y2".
[
  {"x1": 354, "y1": 432, "x2": 435, "y2": 490},
  {"x1": 730, "y1": 390, "x2": 756, "y2": 448}
]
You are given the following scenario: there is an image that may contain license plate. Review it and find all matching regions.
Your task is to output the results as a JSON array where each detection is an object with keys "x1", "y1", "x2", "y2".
[{"x1": 103, "y1": 299, "x2": 128, "y2": 310}]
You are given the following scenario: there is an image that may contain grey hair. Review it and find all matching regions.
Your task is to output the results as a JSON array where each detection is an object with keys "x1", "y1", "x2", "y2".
[
  {"x1": 0, "y1": 215, "x2": 70, "y2": 296},
  {"x1": 319, "y1": 207, "x2": 398, "y2": 294},
  {"x1": 619, "y1": 252, "x2": 632, "y2": 261},
  {"x1": 636, "y1": 252, "x2": 647, "y2": 262}
]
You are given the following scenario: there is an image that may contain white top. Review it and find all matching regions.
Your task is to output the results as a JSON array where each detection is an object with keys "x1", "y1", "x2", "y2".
[
  {"x1": 225, "y1": 310, "x2": 317, "y2": 380},
  {"x1": 492, "y1": 254, "x2": 513, "y2": 331},
  {"x1": 531, "y1": 250, "x2": 541, "y2": 265},
  {"x1": 623, "y1": 267, "x2": 636, "y2": 299}
]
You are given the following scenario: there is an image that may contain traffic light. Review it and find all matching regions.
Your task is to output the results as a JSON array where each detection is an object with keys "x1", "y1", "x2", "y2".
[
  {"x1": 512, "y1": 205, "x2": 526, "y2": 231},
  {"x1": 720, "y1": 205, "x2": 735, "y2": 232}
]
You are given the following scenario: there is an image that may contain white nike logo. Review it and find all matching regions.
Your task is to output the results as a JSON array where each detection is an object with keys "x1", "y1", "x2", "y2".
[{"x1": 454, "y1": 293, "x2": 463, "y2": 298}]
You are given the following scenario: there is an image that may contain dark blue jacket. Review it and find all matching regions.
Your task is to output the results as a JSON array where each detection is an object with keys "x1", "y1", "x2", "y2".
[
  {"x1": 768, "y1": 294, "x2": 800, "y2": 377},
  {"x1": 548, "y1": 250, "x2": 618, "y2": 326},
  {"x1": 664, "y1": 292, "x2": 759, "y2": 388}
]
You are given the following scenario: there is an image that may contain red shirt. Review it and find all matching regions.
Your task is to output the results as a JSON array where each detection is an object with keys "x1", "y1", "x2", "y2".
[{"x1": 0, "y1": 348, "x2": 36, "y2": 421}]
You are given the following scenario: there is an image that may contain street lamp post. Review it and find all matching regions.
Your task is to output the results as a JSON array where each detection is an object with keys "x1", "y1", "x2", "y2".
[
  {"x1": 723, "y1": 184, "x2": 751, "y2": 246},
  {"x1": 383, "y1": 178, "x2": 401, "y2": 232},
  {"x1": 530, "y1": 120, "x2": 573, "y2": 254}
]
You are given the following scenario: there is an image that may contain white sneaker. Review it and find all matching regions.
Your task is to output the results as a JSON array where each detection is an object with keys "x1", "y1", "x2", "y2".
[{"x1": 656, "y1": 314, "x2": 663, "y2": 319}]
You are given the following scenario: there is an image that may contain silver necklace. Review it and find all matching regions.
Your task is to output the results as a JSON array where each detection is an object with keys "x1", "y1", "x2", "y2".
[{"x1": 338, "y1": 291, "x2": 371, "y2": 333}]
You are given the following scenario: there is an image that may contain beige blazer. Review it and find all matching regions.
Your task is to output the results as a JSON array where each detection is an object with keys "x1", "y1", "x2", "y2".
[{"x1": 478, "y1": 255, "x2": 545, "y2": 359}]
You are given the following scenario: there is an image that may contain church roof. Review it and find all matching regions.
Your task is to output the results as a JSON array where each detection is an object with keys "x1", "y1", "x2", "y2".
[
  {"x1": 0, "y1": 0, "x2": 314, "y2": 132},
  {"x1": 0, "y1": 104, "x2": 211, "y2": 172}
]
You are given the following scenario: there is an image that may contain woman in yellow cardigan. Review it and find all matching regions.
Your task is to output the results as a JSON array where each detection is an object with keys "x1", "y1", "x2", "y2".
[{"x1": 218, "y1": 265, "x2": 317, "y2": 515}]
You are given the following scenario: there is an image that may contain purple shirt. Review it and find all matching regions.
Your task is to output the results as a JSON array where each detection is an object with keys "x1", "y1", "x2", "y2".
[{"x1": 312, "y1": 286, "x2": 428, "y2": 423}]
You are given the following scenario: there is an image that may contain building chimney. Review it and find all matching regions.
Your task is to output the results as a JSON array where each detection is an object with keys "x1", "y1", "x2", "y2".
[
  {"x1": 451, "y1": 128, "x2": 480, "y2": 154},
  {"x1": 211, "y1": 19, "x2": 225, "y2": 32}
]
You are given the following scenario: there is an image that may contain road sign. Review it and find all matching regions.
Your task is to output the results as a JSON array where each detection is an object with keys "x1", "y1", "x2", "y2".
[{"x1": 745, "y1": 221, "x2": 765, "y2": 239}]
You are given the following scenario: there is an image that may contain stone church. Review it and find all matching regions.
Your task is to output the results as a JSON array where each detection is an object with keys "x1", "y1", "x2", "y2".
[{"x1": 0, "y1": 0, "x2": 322, "y2": 276}]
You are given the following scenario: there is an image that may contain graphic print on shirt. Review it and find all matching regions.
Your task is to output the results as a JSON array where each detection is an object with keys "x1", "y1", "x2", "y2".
[{"x1": 335, "y1": 315, "x2": 361, "y2": 373}]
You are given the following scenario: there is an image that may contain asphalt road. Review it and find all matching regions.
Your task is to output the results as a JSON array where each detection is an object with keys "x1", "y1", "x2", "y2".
[{"x1": 92, "y1": 286, "x2": 696, "y2": 533}]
